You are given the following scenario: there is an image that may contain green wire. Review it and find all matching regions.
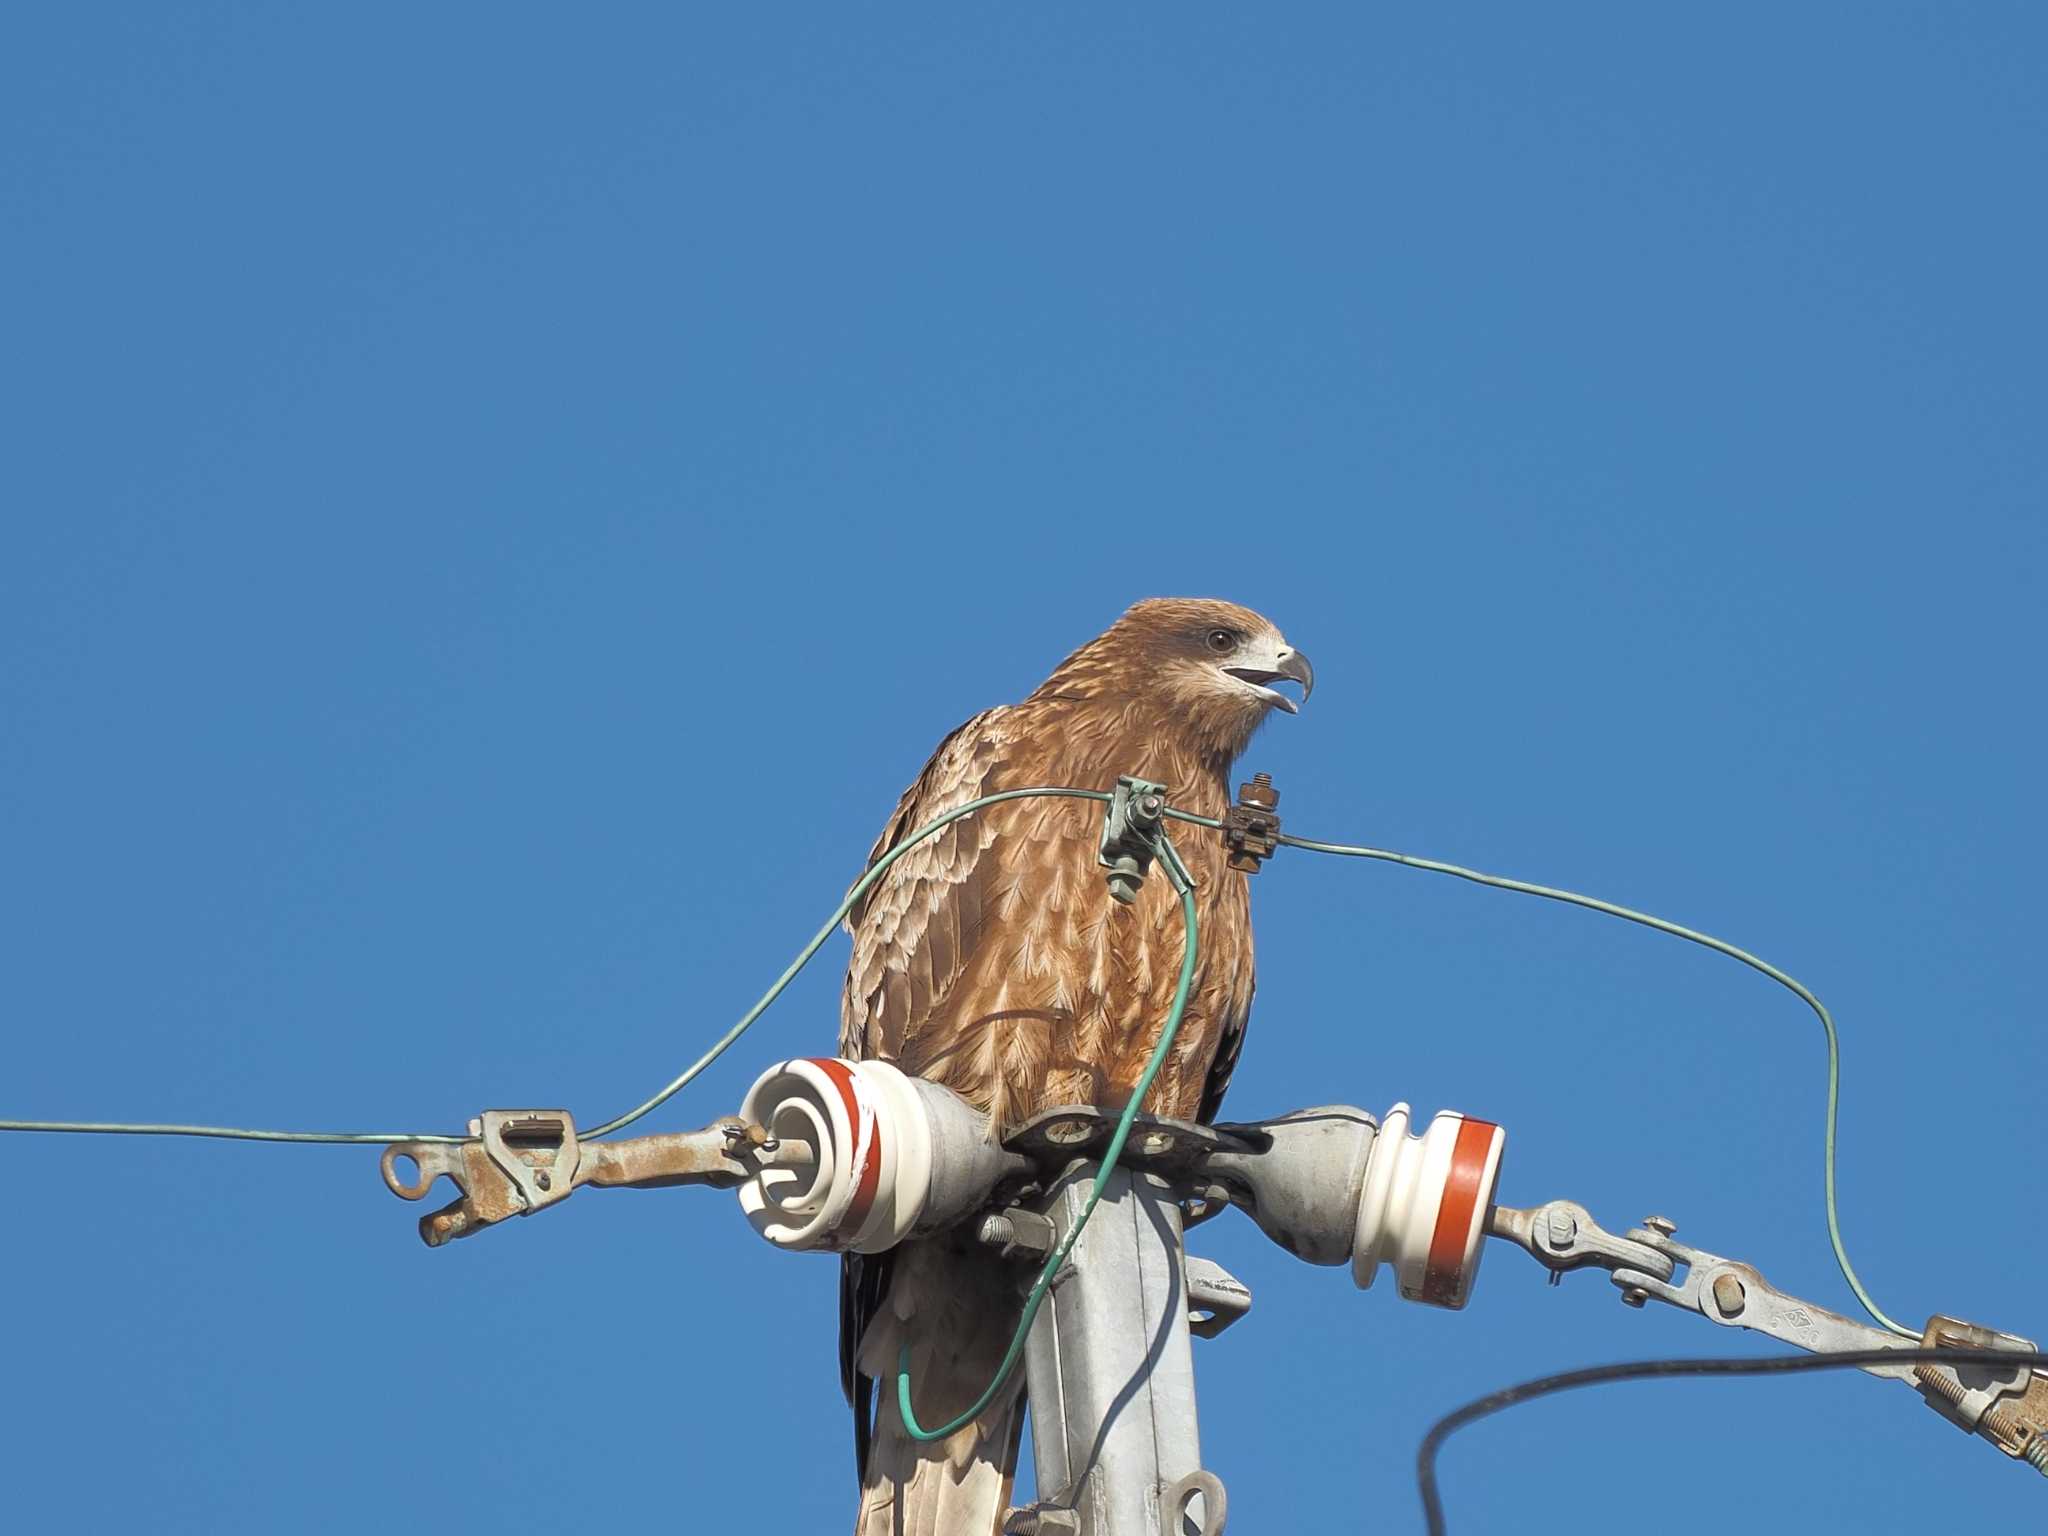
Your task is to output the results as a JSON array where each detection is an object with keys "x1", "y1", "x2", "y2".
[
  {"x1": 578, "y1": 787, "x2": 1114, "y2": 1140},
  {"x1": 896, "y1": 829, "x2": 1200, "y2": 1443},
  {"x1": 1162, "y1": 808, "x2": 1913, "y2": 1341},
  {"x1": 0, "y1": 787, "x2": 1115, "y2": 1150},
  {"x1": 0, "y1": 1119, "x2": 469, "y2": 1145},
  {"x1": 1, "y1": 781, "x2": 1909, "y2": 1345}
]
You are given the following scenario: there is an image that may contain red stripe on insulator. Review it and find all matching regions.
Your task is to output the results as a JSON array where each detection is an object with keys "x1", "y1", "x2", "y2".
[
  {"x1": 1421, "y1": 1117, "x2": 1497, "y2": 1307},
  {"x1": 810, "y1": 1059, "x2": 882, "y2": 1241}
]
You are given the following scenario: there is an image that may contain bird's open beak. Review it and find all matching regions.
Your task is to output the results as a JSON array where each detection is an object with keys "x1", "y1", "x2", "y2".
[{"x1": 1224, "y1": 647, "x2": 1315, "y2": 714}]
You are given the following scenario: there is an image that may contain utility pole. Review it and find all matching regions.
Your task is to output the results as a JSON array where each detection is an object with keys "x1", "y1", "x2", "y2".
[{"x1": 1012, "y1": 1159, "x2": 1227, "y2": 1534}]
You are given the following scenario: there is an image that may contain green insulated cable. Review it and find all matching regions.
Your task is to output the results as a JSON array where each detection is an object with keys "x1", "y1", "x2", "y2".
[
  {"x1": 578, "y1": 786, "x2": 1115, "y2": 1140},
  {"x1": 2, "y1": 779, "x2": 1910, "y2": 1346},
  {"x1": 1162, "y1": 808, "x2": 1913, "y2": 1341},
  {"x1": 897, "y1": 828, "x2": 1200, "y2": 1443},
  {"x1": 0, "y1": 787, "x2": 1116, "y2": 1149},
  {"x1": 0, "y1": 1118, "x2": 471, "y2": 1146}
]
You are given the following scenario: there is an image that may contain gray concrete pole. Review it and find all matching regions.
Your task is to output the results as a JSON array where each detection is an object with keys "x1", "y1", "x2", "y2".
[{"x1": 1020, "y1": 1165, "x2": 1224, "y2": 1536}]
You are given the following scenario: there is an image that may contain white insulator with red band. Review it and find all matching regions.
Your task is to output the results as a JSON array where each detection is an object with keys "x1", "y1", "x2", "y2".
[
  {"x1": 734, "y1": 1061, "x2": 1507, "y2": 1305},
  {"x1": 1350, "y1": 1103, "x2": 1506, "y2": 1309},
  {"x1": 736, "y1": 1058, "x2": 1025, "y2": 1254}
]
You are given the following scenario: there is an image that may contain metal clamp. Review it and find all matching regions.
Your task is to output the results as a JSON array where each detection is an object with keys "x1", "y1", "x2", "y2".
[
  {"x1": 1913, "y1": 1316, "x2": 2048, "y2": 1470},
  {"x1": 1099, "y1": 775, "x2": 1169, "y2": 903},
  {"x1": 1619, "y1": 1227, "x2": 2048, "y2": 1470},
  {"x1": 382, "y1": 1110, "x2": 758, "y2": 1247},
  {"x1": 1609, "y1": 1224, "x2": 1915, "y2": 1378},
  {"x1": 1219, "y1": 773, "x2": 1281, "y2": 874},
  {"x1": 1493, "y1": 1198, "x2": 2048, "y2": 1476},
  {"x1": 1486, "y1": 1200, "x2": 1676, "y2": 1287}
]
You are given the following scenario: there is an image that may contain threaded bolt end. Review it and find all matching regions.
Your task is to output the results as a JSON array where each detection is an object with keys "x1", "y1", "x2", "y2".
[{"x1": 1916, "y1": 1363, "x2": 1972, "y2": 1410}]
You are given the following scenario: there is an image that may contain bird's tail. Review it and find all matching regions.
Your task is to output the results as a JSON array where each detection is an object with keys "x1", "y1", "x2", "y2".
[{"x1": 853, "y1": 1235, "x2": 1027, "y2": 1536}]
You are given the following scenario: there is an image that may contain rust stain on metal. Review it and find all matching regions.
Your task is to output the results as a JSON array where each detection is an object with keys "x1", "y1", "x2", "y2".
[
  {"x1": 583, "y1": 1123, "x2": 752, "y2": 1190},
  {"x1": 382, "y1": 1112, "x2": 756, "y2": 1246},
  {"x1": 1221, "y1": 773, "x2": 1281, "y2": 874}
]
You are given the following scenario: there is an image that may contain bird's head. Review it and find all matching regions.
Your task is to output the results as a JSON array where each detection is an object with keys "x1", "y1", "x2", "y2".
[{"x1": 1033, "y1": 597, "x2": 1314, "y2": 764}]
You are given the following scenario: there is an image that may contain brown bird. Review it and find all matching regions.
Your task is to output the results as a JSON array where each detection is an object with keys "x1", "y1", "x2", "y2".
[{"x1": 840, "y1": 597, "x2": 1313, "y2": 1536}]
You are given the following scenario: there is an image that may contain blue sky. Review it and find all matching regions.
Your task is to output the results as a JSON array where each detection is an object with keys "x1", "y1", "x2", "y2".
[{"x1": 3, "y1": 6, "x2": 2043, "y2": 1531}]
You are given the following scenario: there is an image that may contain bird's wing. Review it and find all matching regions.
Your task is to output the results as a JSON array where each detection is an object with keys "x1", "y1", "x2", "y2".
[
  {"x1": 838, "y1": 708, "x2": 1011, "y2": 1478},
  {"x1": 839, "y1": 707, "x2": 1014, "y2": 1064},
  {"x1": 1196, "y1": 968, "x2": 1252, "y2": 1125}
]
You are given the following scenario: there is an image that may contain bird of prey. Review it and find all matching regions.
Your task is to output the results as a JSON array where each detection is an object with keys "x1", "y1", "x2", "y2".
[{"x1": 840, "y1": 598, "x2": 1313, "y2": 1536}]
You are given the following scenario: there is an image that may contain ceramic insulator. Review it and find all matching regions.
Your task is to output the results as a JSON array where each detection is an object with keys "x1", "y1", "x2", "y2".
[
  {"x1": 1350, "y1": 1103, "x2": 1506, "y2": 1309},
  {"x1": 736, "y1": 1057, "x2": 935, "y2": 1254}
]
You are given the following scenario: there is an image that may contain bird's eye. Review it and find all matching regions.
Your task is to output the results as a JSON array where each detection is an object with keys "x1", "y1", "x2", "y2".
[{"x1": 1205, "y1": 628, "x2": 1239, "y2": 653}]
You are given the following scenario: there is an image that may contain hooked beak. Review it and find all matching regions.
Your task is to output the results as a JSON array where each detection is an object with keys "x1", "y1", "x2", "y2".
[{"x1": 1223, "y1": 646, "x2": 1315, "y2": 714}]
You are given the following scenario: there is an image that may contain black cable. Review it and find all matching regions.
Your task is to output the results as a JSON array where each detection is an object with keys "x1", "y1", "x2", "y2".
[{"x1": 1419, "y1": 1347, "x2": 2048, "y2": 1534}]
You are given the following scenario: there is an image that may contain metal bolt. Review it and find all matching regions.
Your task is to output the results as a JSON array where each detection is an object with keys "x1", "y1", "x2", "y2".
[
  {"x1": 1643, "y1": 1215, "x2": 1677, "y2": 1237},
  {"x1": 1983, "y1": 1402, "x2": 2028, "y2": 1443},
  {"x1": 1545, "y1": 1207, "x2": 1578, "y2": 1248},
  {"x1": 1621, "y1": 1287, "x2": 1649, "y2": 1308},
  {"x1": 1711, "y1": 1273, "x2": 1746, "y2": 1316},
  {"x1": 1917, "y1": 1363, "x2": 1972, "y2": 1411},
  {"x1": 535, "y1": 1170, "x2": 552, "y2": 1191},
  {"x1": 979, "y1": 1213, "x2": 1017, "y2": 1249}
]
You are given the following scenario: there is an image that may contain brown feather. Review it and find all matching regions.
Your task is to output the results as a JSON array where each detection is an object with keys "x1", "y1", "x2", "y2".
[{"x1": 839, "y1": 599, "x2": 1303, "y2": 1528}]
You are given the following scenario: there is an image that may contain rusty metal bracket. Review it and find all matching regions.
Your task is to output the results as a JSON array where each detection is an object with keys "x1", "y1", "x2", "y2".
[
  {"x1": 1915, "y1": 1315, "x2": 2048, "y2": 1471},
  {"x1": 1220, "y1": 773, "x2": 1281, "y2": 874},
  {"x1": 381, "y1": 1110, "x2": 757, "y2": 1247}
]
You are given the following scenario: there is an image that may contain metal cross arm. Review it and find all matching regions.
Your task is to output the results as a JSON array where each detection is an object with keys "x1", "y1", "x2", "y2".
[
  {"x1": 380, "y1": 1110, "x2": 759, "y2": 1247},
  {"x1": 1489, "y1": 1199, "x2": 2048, "y2": 1477}
]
